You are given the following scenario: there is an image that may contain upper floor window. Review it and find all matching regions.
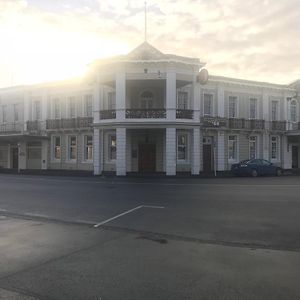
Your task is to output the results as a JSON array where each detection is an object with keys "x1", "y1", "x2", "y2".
[
  {"x1": 33, "y1": 100, "x2": 41, "y2": 120},
  {"x1": 2, "y1": 105, "x2": 7, "y2": 123},
  {"x1": 177, "y1": 91, "x2": 188, "y2": 109},
  {"x1": 69, "y1": 97, "x2": 76, "y2": 118},
  {"x1": 290, "y1": 100, "x2": 297, "y2": 122},
  {"x1": 249, "y1": 98, "x2": 257, "y2": 119},
  {"x1": 271, "y1": 101, "x2": 278, "y2": 121},
  {"x1": 203, "y1": 94, "x2": 213, "y2": 116},
  {"x1": 177, "y1": 134, "x2": 188, "y2": 161},
  {"x1": 54, "y1": 98, "x2": 61, "y2": 119},
  {"x1": 140, "y1": 90, "x2": 154, "y2": 109},
  {"x1": 228, "y1": 96, "x2": 237, "y2": 118},
  {"x1": 13, "y1": 104, "x2": 19, "y2": 122},
  {"x1": 228, "y1": 135, "x2": 237, "y2": 161},
  {"x1": 84, "y1": 95, "x2": 93, "y2": 117},
  {"x1": 107, "y1": 92, "x2": 116, "y2": 110}
]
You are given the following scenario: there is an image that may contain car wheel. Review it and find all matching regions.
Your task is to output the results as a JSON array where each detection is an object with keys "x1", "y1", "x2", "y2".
[
  {"x1": 251, "y1": 169, "x2": 258, "y2": 177},
  {"x1": 276, "y1": 169, "x2": 282, "y2": 176}
]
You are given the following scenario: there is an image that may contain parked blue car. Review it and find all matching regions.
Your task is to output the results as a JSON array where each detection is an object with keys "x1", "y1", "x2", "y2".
[{"x1": 231, "y1": 159, "x2": 283, "y2": 177}]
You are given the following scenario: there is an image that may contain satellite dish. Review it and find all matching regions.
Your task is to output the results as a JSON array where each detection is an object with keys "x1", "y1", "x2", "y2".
[{"x1": 197, "y1": 68, "x2": 209, "y2": 85}]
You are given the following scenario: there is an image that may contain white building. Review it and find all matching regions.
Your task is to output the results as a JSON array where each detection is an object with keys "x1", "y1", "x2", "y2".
[{"x1": 0, "y1": 42, "x2": 299, "y2": 176}]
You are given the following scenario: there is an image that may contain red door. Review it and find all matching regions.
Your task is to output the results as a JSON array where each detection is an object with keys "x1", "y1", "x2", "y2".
[{"x1": 138, "y1": 144, "x2": 156, "y2": 172}]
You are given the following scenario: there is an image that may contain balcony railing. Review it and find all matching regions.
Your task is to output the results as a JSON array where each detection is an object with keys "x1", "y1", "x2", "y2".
[
  {"x1": 0, "y1": 122, "x2": 23, "y2": 134},
  {"x1": 176, "y1": 109, "x2": 194, "y2": 119},
  {"x1": 244, "y1": 119, "x2": 265, "y2": 130},
  {"x1": 125, "y1": 109, "x2": 166, "y2": 119},
  {"x1": 201, "y1": 117, "x2": 229, "y2": 128},
  {"x1": 26, "y1": 120, "x2": 46, "y2": 132},
  {"x1": 46, "y1": 117, "x2": 93, "y2": 130},
  {"x1": 271, "y1": 121, "x2": 286, "y2": 131},
  {"x1": 100, "y1": 110, "x2": 116, "y2": 120}
]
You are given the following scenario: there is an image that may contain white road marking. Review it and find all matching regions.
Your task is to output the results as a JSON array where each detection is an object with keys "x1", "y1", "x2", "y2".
[{"x1": 94, "y1": 205, "x2": 164, "y2": 228}]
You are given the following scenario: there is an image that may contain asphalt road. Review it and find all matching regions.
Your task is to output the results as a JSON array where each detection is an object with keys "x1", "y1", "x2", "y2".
[{"x1": 0, "y1": 174, "x2": 299, "y2": 299}]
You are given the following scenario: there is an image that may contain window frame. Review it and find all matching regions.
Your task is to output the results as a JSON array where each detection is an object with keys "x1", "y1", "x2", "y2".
[
  {"x1": 271, "y1": 100, "x2": 279, "y2": 121},
  {"x1": 67, "y1": 135, "x2": 77, "y2": 162},
  {"x1": 249, "y1": 135, "x2": 258, "y2": 160},
  {"x1": 2, "y1": 105, "x2": 7, "y2": 123},
  {"x1": 68, "y1": 96, "x2": 77, "y2": 118},
  {"x1": 203, "y1": 93, "x2": 213, "y2": 116},
  {"x1": 228, "y1": 135, "x2": 238, "y2": 162},
  {"x1": 53, "y1": 98, "x2": 61, "y2": 119},
  {"x1": 249, "y1": 97, "x2": 258, "y2": 119},
  {"x1": 83, "y1": 94, "x2": 93, "y2": 117},
  {"x1": 52, "y1": 135, "x2": 61, "y2": 161},
  {"x1": 270, "y1": 135, "x2": 280, "y2": 161},
  {"x1": 177, "y1": 133, "x2": 189, "y2": 162},
  {"x1": 290, "y1": 99, "x2": 297, "y2": 123},
  {"x1": 13, "y1": 103, "x2": 19, "y2": 122},
  {"x1": 83, "y1": 135, "x2": 93, "y2": 162},
  {"x1": 108, "y1": 134, "x2": 116, "y2": 162},
  {"x1": 177, "y1": 91, "x2": 189, "y2": 110},
  {"x1": 228, "y1": 96, "x2": 238, "y2": 118},
  {"x1": 33, "y1": 100, "x2": 41, "y2": 121}
]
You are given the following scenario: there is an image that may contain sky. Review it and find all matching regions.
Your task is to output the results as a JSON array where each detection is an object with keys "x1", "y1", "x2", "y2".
[{"x1": 0, "y1": 0, "x2": 299, "y2": 88}]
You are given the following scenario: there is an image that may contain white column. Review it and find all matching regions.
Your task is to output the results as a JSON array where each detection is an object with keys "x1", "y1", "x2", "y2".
[
  {"x1": 282, "y1": 135, "x2": 292, "y2": 169},
  {"x1": 116, "y1": 127, "x2": 126, "y2": 176},
  {"x1": 93, "y1": 128, "x2": 102, "y2": 175},
  {"x1": 217, "y1": 131, "x2": 225, "y2": 171},
  {"x1": 166, "y1": 71, "x2": 176, "y2": 121},
  {"x1": 193, "y1": 80, "x2": 201, "y2": 122},
  {"x1": 116, "y1": 71, "x2": 126, "y2": 121},
  {"x1": 41, "y1": 140, "x2": 48, "y2": 170},
  {"x1": 217, "y1": 85, "x2": 225, "y2": 117},
  {"x1": 191, "y1": 128, "x2": 200, "y2": 175},
  {"x1": 166, "y1": 128, "x2": 176, "y2": 175},
  {"x1": 262, "y1": 133, "x2": 269, "y2": 160},
  {"x1": 93, "y1": 80, "x2": 100, "y2": 123},
  {"x1": 262, "y1": 89, "x2": 269, "y2": 130}
]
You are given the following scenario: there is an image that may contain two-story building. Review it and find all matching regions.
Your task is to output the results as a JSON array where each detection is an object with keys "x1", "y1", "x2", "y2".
[{"x1": 0, "y1": 42, "x2": 299, "y2": 176}]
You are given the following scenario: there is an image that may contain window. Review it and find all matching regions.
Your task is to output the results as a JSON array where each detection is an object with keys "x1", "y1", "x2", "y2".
[
  {"x1": 13, "y1": 104, "x2": 19, "y2": 122},
  {"x1": 177, "y1": 134, "x2": 187, "y2": 161},
  {"x1": 33, "y1": 100, "x2": 41, "y2": 120},
  {"x1": 271, "y1": 136, "x2": 278, "y2": 160},
  {"x1": 228, "y1": 96, "x2": 237, "y2": 118},
  {"x1": 109, "y1": 135, "x2": 116, "y2": 160},
  {"x1": 84, "y1": 135, "x2": 93, "y2": 161},
  {"x1": 107, "y1": 92, "x2": 116, "y2": 110},
  {"x1": 54, "y1": 98, "x2": 60, "y2": 119},
  {"x1": 290, "y1": 100, "x2": 297, "y2": 122},
  {"x1": 249, "y1": 136, "x2": 257, "y2": 159},
  {"x1": 203, "y1": 94, "x2": 213, "y2": 116},
  {"x1": 53, "y1": 136, "x2": 61, "y2": 160},
  {"x1": 177, "y1": 91, "x2": 188, "y2": 109},
  {"x1": 68, "y1": 136, "x2": 77, "y2": 160},
  {"x1": 271, "y1": 101, "x2": 278, "y2": 121},
  {"x1": 2, "y1": 105, "x2": 7, "y2": 123},
  {"x1": 140, "y1": 91, "x2": 154, "y2": 109},
  {"x1": 249, "y1": 98, "x2": 257, "y2": 119},
  {"x1": 84, "y1": 95, "x2": 93, "y2": 117},
  {"x1": 228, "y1": 135, "x2": 237, "y2": 161},
  {"x1": 69, "y1": 97, "x2": 76, "y2": 118}
]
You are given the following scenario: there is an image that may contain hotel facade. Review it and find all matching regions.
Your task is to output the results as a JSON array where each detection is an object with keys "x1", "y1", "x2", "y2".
[{"x1": 0, "y1": 42, "x2": 300, "y2": 176}]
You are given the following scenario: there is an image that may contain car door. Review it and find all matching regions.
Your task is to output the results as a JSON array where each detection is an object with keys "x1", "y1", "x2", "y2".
[{"x1": 262, "y1": 160, "x2": 273, "y2": 175}]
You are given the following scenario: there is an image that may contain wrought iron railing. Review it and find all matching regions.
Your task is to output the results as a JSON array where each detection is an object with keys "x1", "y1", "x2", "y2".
[
  {"x1": 201, "y1": 116, "x2": 228, "y2": 128},
  {"x1": 176, "y1": 109, "x2": 194, "y2": 119},
  {"x1": 100, "y1": 110, "x2": 116, "y2": 120},
  {"x1": 125, "y1": 109, "x2": 166, "y2": 119},
  {"x1": 26, "y1": 120, "x2": 46, "y2": 132},
  {"x1": 271, "y1": 121, "x2": 286, "y2": 131},
  {"x1": 46, "y1": 117, "x2": 93, "y2": 130},
  {"x1": 0, "y1": 122, "x2": 23, "y2": 133}
]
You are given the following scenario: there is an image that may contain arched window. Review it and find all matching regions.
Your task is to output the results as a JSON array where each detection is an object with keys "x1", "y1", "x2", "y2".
[
  {"x1": 140, "y1": 91, "x2": 154, "y2": 109},
  {"x1": 290, "y1": 100, "x2": 297, "y2": 122}
]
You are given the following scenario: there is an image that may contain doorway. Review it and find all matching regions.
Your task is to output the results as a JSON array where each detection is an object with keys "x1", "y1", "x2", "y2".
[
  {"x1": 12, "y1": 147, "x2": 18, "y2": 169},
  {"x1": 292, "y1": 146, "x2": 299, "y2": 168},
  {"x1": 138, "y1": 144, "x2": 156, "y2": 172},
  {"x1": 203, "y1": 137, "x2": 213, "y2": 173}
]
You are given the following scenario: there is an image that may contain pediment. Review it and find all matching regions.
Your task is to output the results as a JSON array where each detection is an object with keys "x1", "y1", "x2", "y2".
[{"x1": 127, "y1": 42, "x2": 165, "y2": 60}]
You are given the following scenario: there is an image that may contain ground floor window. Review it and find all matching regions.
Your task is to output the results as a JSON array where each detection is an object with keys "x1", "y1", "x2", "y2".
[
  {"x1": 68, "y1": 136, "x2": 77, "y2": 160},
  {"x1": 177, "y1": 134, "x2": 187, "y2": 161},
  {"x1": 109, "y1": 135, "x2": 116, "y2": 160},
  {"x1": 84, "y1": 135, "x2": 93, "y2": 161},
  {"x1": 228, "y1": 135, "x2": 237, "y2": 161},
  {"x1": 271, "y1": 136, "x2": 278, "y2": 160},
  {"x1": 53, "y1": 136, "x2": 61, "y2": 160},
  {"x1": 249, "y1": 136, "x2": 257, "y2": 159}
]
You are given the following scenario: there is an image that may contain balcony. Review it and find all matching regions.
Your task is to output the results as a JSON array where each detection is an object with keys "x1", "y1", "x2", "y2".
[
  {"x1": 46, "y1": 117, "x2": 93, "y2": 130},
  {"x1": 0, "y1": 122, "x2": 23, "y2": 134},
  {"x1": 271, "y1": 121, "x2": 286, "y2": 131},
  {"x1": 286, "y1": 122, "x2": 300, "y2": 131},
  {"x1": 125, "y1": 109, "x2": 166, "y2": 119},
  {"x1": 176, "y1": 109, "x2": 194, "y2": 119},
  {"x1": 244, "y1": 119, "x2": 265, "y2": 130},
  {"x1": 26, "y1": 120, "x2": 46, "y2": 132},
  {"x1": 100, "y1": 110, "x2": 116, "y2": 120},
  {"x1": 201, "y1": 116, "x2": 228, "y2": 128}
]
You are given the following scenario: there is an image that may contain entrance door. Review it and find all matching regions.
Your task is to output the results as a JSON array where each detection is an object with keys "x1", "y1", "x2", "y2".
[
  {"x1": 203, "y1": 137, "x2": 213, "y2": 173},
  {"x1": 292, "y1": 146, "x2": 299, "y2": 168},
  {"x1": 12, "y1": 148, "x2": 18, "y2": 169},
  {"x1": 138, "y1": 144, "x2": 156, "y2": 172}
]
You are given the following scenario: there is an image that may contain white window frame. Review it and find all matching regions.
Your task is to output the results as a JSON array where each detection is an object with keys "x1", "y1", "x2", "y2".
[
  {"x1": 177, "y1": 91, "x2": 189, "y2": 110},
  {"x1": 271, "y1": 100, "x2": 279, "y2": 121},
  {"x1": 33, "y1": 100, "x2": 41, "y2": 121},
  {"x1": 53, "y1": 98, "x2": 61, "y2": 119},
  {"x1": 2, "y1": 105, "x2": 7, "y2": 123},
  {"x1": 52, "y1": 135, "x2": 61, "y2": 162},
  {"x1": 228, "y1": 135, "x2": 238, "y2": 162},
  {"x1": 249, "y1": 97, "x2": 258, "y2": 119},
  {"x1": 249, "y1": 135, "x2": 258, "y2": 160},
  {"x1": 67, "y1": 135, "x2": 77, "y2": 162},
  {"x1": 228, "y1": 96, "x2": 238, "y2": 118},
  {"x1": 107, "y1": 92, "x2": 116, "y2": 110},
  {"x1": 83, "y1": 135, "x2": 93, "y2": 162},
  {"x1": 107, "y1": 133, "x2": 116, "y2": 162},
  {"x1": 13, "y1": 103, "x2": 19, "y2": 122},
  {"x1": 83, "y1": 94, "x2": 93, "y2": 117},
  {"x1": 270, "y1": 135, "x2": 280, "y2": 162},
  {"x1": 203, "y1": 93, "x2": 213, "y2": 116},
  {"x1": 290, "y1": 99, "x2": 297, "y2": 123},
  {"x1": 68, "y1": 96, "x2": 77, "y2": 118},
  {"x1": 177, "y1": 132, "x2": 189, "y2": 163}
]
